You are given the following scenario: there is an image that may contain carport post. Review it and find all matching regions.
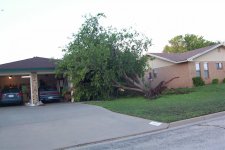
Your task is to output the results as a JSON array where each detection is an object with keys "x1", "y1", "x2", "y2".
[{"x1": 29, "y1": 72, "x2": 39, "y2": 105}]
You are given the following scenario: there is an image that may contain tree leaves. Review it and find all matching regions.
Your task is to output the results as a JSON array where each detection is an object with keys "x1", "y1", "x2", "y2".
[
  {"x1": 163, "y1": 34, "x2": 217, "y2": 53},
  {"x1": 56, "y1": 13, "x2": 151, "y2": 101}
]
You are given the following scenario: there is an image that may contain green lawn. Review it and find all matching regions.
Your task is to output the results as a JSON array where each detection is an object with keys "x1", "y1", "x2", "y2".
[{"x1": 87, "y1": 84, "x2": 225, "y2": 123}]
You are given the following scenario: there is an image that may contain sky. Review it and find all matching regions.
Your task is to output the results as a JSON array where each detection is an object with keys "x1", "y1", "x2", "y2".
[{"x1": 0, "y1": 0, "x2": 225, "y2": 64}]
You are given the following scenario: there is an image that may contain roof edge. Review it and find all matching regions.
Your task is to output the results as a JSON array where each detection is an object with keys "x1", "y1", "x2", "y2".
[
  {"x1": 187, "y1": 44, "x2": 223, "y2": 61},
  {"x1": 147, "y1": 53, "x2": 187, "y2": 64}
]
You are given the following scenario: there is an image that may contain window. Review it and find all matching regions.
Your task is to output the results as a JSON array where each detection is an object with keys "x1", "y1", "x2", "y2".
[
  {"x1": 204, "y1": 62, "x2": 209, "y2": 78},
  {"x1": 216, "y1": 63, "x2": 223, "y2": 70},
  {"x1": 195, "y1": 63, "x2": 201, "y2": 77},
  {"x1": 153, "y1": 69, "x2": 157, "y2": 78},
  {"x1": 148, "y1": 69, "x2": 157, "y2": 80},
  {"x1": 148, "y1": 72, "x2": 152, "y2": 80}
]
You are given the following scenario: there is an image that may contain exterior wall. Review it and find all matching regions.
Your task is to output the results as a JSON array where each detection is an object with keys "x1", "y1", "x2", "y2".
[
  {"x1": 148, "y1": 57, "x2": 174, "y2": 68},
  {"x1": 191, "y1": 61, "x2": 225, "y2": 84},
  {"x1": 148, "y1": 60, "x2": 225, "y2": 88},
  {"x1": 192, "y1": 47, "x2": 225, "y2": 84},
  {"x1": 146, "y1": 62, "x2": 193, "y2": 88}
]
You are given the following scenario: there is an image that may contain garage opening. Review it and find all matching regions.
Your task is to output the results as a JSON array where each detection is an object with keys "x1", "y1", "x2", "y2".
[
  {"x1": 0, "y1": 74, "x2": 64, "y2": 104},
  {"x1": 0, "y1": 75, "x2": 31, "y2": 103}
]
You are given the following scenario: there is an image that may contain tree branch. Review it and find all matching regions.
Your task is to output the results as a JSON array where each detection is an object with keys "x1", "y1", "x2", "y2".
[
  {"x1": 123, "y1": 73, "x2": 144, "y2": 90},
  {"x1": 112, "y1": 80, "x2": 145, "y2": 93}
]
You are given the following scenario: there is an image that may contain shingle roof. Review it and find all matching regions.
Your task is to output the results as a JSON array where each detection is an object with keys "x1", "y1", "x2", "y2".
[
  {"x1": 0, "y1": 57, "x2": 57, "y2": 70},
  {"x1": 148, "y1": 44, "x2": 223, "y2": 63}
]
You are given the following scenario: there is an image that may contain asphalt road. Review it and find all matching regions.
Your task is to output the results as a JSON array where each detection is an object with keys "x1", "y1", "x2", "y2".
[{"x1": 73, "y1": 115, "x2": 225, "y2": 150}]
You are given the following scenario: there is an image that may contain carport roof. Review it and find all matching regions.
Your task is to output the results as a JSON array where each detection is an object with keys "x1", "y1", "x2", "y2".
[{"x1": 0, "y1": 57, "x2": 57, "y2": 72}]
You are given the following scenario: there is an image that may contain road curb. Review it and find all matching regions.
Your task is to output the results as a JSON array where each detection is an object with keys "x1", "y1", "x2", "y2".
[
  {"x1": 59, "y1": 123, "x2": 169, "y2": 150},
  {"x1": 61, "y1": 111, "x2": 225, "y2": 150},
  {"x1": 169, "y1": 111, "x2": 225, "y2": 128}
]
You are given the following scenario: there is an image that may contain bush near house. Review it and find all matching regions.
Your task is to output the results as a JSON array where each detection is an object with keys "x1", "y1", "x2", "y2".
[
  {"x1": 223, "y1": 78, "x2": 225, "y2": 83},
  {"x1": 212, "y1": 79, "x2": 219, "y2": 84},
  {"x1": 192, "y1": 77, "x2": 205, "y2": 86}
]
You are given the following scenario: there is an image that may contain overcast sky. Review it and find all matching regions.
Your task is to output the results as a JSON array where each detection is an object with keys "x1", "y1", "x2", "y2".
[{"x1": 0, "y1": 0, "x2": 225, "y2": 64}]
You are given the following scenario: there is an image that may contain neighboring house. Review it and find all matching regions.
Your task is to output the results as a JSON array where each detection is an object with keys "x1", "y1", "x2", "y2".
[{"x1": 147, "y1": 43, "x2": 225, "y2": 88}]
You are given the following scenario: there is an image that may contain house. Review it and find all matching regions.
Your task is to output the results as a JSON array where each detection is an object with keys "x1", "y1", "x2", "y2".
[
  {"x1": 0, "y1": 57, "x2": 67, "y2": 105},
  {"x1": 147, "y1": 43, "x2": 225, "y2": 88}
]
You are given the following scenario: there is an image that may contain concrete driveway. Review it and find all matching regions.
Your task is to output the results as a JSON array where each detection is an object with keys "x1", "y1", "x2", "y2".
[{"x1": 0, "y1": 103, "x2": 168, "y2": 150}]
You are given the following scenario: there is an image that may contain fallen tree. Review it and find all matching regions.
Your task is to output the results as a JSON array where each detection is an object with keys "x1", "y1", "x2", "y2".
[
  {"x1": 56, "y1": 13, "x2": 176, "y2": 101},
  {"x1": 113, "y1": 75, "x2": 179, "y2": 99}
]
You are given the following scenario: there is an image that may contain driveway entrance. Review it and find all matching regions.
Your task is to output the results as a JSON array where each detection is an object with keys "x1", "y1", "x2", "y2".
[{"x1": 0, "y1": 103, "x2": 168, "y2": 150}]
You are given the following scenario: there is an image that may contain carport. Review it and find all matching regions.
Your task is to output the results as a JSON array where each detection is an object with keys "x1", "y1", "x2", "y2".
[{"x1": 0, "y1": 57, "x2": 64, "y2": 105}]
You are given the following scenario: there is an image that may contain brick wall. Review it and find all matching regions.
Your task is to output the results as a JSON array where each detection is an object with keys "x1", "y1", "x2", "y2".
[
  {"x1": 146, "y1": 62, "x2": 193, "y2": 89},
  {"x1": 147, "y1": 61, "x2": 225, "y2": 89},
  {"x1": 199, "y1": 61, "x2": 225, "y2": 84}
]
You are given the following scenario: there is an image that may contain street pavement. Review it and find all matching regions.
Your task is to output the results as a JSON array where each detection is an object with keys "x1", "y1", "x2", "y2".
[{"x1": 72, "y1": 115, "x2": 225, "y2": 150}]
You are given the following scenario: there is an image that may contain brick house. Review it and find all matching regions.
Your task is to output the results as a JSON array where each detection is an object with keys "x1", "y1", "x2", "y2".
[{"x1": 147, "y1": 43, "x2": 225, "y2": 88}]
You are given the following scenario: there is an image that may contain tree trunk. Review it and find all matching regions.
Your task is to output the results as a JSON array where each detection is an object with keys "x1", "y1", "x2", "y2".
[{"x1": 112, "y1": 76, "x2": 179, "y2": 99}]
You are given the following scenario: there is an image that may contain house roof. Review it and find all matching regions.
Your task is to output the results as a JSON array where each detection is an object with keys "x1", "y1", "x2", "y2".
[
  {"x1": 0, "y1": 57, "x2": 57, "y2": 72},
  {"x1": 148, "y1": 44, "x2": 224, "y2": 63}
]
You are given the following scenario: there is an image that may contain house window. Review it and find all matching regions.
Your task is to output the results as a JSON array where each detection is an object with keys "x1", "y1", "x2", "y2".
[
  {"x1": 148, "y1": 72, "x2": 152, "y2": 80},
  {"x1": 153, "y1": 69, "x2": 157, "y2": 78},
  {"x1": 148, "y1": 69, "x2": 157, "y2": 80},
  {"x1": 204, "y1": 62, "x2": 209, "y2": 78},
  {"x1": 195, "y1": 63, "x2": 201, "y2": 77},
  {"x1": 216, "y1": 63, "x2": 223, "y2": 70}
]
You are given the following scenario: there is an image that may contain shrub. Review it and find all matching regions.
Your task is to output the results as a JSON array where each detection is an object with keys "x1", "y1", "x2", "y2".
[
  {"x1": 223, "y1": 78, "x2": 225, "y2": 83},
  {"x1": 212, "y1": 79, "x2": 219, "y2": 84},
  {"x1": 192, "y1": 77, "x2": 205, "y2": 87}
]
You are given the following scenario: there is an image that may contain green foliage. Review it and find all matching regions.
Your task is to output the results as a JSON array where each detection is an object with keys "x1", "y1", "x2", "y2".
[
  {"x1": 223, "y1": 78, "x2": 225, "y2": 83},
  {"x1": 192, "y1": 77, "x2": 205, "y2": 87},
  {"x1": 56, "y1": 13, "x2": 151, "y2": 101},
  {"x1": 163, "y1": 34, "x2": 217, "y2": 53},
  {"x1": 212, "y1": 79, "x2": 219, "y2": 84}
]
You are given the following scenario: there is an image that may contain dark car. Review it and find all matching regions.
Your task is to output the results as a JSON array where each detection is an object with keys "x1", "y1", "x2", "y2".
[
  {"x1": 39, "y1": 87, "x2": 62, "y2": 103},
  {"x1": 0, "y1": 87, "x2": 23, "y2": 105}
]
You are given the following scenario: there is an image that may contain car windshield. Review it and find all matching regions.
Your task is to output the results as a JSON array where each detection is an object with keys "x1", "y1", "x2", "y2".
[{"x1": 2, "y1": 88, "x2": 20, "y2": 93}]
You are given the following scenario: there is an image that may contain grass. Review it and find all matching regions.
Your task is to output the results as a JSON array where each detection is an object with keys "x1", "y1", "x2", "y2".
[{"x1": 87, "y1": 84, "x2": 225, "y2": 123}]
